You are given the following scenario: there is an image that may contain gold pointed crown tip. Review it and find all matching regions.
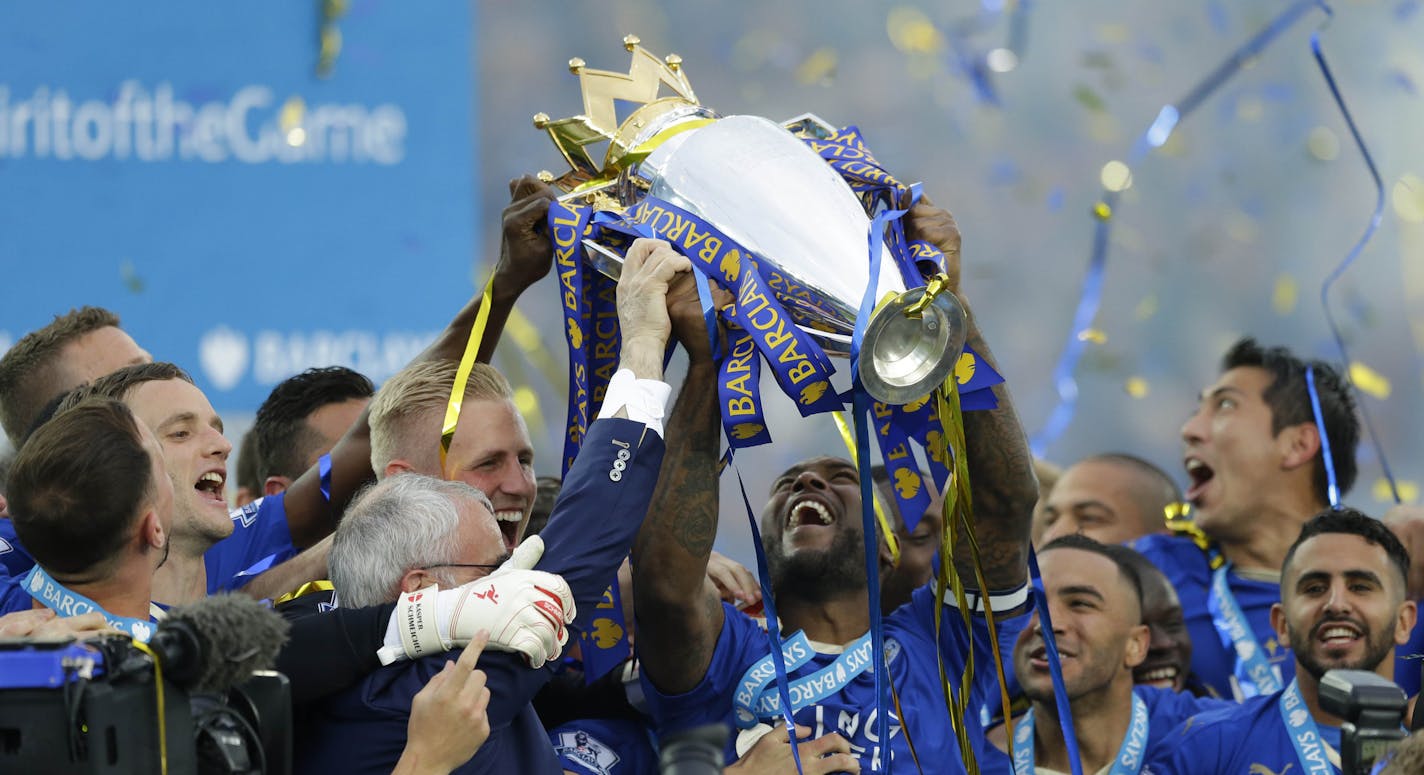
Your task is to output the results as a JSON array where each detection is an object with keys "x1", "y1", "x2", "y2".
[
  {"x1": 665, "y1": 53, "x2": 682, "y2": 71},
  {"x1": 536, "y1": 170, "x2": 555, "y2": 183},
  {"x1": 568, "y1": 57, "x2": 586, "y2": 74},
  {"x1": 623, "y1": 34, "x2": 641, "y2": 51},
  {"x1": 532, "y1": 112, "x2": 550, "y2": 128}
]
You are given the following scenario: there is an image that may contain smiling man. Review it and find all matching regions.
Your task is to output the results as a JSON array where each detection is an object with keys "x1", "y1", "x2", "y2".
[
  {"x1": 1131, "y1": 338, "x2": 1370, "y2": 699},
  {"x1": 631, "y1": 197, "x2": 1042, "y2": 772},
  {"x1": 983, "y1": 535, "x2": 1223, "y2": 775},
  {"x1": 367, "y1": 361, "x2": 533, "y2": 554},
  {"x1": 55, "y1": 363, "x2": 294, "y2": 605},
  {"x1": 1145, "y1": 508, "x2": 1418, "y2": 774},
  {"x1": 1106, "y1": 546, "x2": 1196, "y2": 695}
]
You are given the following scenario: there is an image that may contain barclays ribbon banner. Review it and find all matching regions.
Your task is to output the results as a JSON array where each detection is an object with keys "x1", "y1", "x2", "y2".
[{"x1": 0, "y1": 2, "x2": 477, "y2": 410}]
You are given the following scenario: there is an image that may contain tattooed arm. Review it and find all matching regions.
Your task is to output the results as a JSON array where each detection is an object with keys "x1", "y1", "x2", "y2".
[
  {"x1": 906, "y1": 197, "x2": 1036, "y2": 591},
  {"x1": 629, "y1": 280, "x2": 727, "y2": 696}
]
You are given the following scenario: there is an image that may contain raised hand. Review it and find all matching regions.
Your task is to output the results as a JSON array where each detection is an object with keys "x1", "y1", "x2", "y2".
[
  {"x1": 491, "y1": 175, "x2": 559, "y2": 300},
  {"x1": 902, "y1": 191, "x2": 962, "y2": 298}
]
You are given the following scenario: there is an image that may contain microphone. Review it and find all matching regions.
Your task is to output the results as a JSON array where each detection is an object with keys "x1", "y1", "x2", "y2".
[{"x1": 147, "y1": 594, "x2": 291, "y2": 694}]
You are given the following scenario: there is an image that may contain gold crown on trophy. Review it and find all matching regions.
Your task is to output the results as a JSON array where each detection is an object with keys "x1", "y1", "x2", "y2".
[{"x1": 534, "y1": 35, "x2": 709, "y2": 199}]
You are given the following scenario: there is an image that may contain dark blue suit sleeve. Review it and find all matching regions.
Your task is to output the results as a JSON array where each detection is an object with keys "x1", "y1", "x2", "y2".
[
  {"x1": 533, "y1": 417, "x2": 665, "y2": 632},
  {"x1": 477, "y1": 417, "x2": 665, "y2": 729}
]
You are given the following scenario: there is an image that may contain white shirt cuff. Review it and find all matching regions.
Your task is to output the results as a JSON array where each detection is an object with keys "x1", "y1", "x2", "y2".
[{"x1": 596, "y1": 368, "x2": 671, "y2": 437}]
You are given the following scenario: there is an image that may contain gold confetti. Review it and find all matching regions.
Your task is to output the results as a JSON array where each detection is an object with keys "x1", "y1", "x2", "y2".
[
  {"x1": 1098, "y1": 23, "x2": 1130, "y2": 44},
  {"x1": 1272, "y1": 274, "x2": 1297, "y2": 315},
  {"x1": 1092, "y1": 201, "x2": 1113, "y2": 220},
  {"x1": 795, "y1": 48, "x2": 837, "y2": 85},
  {"x1": 1135, "y1": 294, "x2": 1158, "y2": 321},
  {"x1": 1077, "y1": 328, "x2": 1107, "y2": 344},
  {"x1": 513, "y1": 386, "x2": 540, "y2": 418},
  {"x1": 1125, "y1": 377, "x2": 1149, "y2": 398},
  {"x1": 1373, "y1": 477, "x2": 1420, "y2": 504},
  {"x1": 887, "y1": 7, "x2": 942, "y2": 54},
  {"x1": 1074, "y1": 85, "x2": 1108, "y2": 113},
  {"x1": 1349, "y1": 362, "x2": 1391, "y2": 399},
  {"x1": 280, "y1": 96, "x2": 307, "y2": 147},
  {"x1": 1100, "y1": 160, "x2": 1133, "y2": 192},
  {"x1": 1307, "y1": 126, "x2": 1339, "y2": 162},
  {"x1": 1236, "y1": 96, "x2": 1265, "y2": 122},
  {"x1": 1393, "y1": 173, "x2": 1424, "y2": 224}
]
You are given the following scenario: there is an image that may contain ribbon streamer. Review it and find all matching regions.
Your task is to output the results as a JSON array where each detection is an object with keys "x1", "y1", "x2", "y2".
[
  {"x1": 1310, "y1": 16, "x2": 1401, "y2": 504},
  {"x1": 439, "y1": 282, "x2": 494, "y2": 475},
  {"x1": 1031, "y1": 0, "x2": 1322, "y2": 456},
  {"x1": 1305, "y1": 365, "x2": 1342, "y2": 508}
]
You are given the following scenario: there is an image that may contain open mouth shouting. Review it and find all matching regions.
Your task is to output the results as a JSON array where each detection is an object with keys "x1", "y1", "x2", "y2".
[
  {"x1": 785, "y1": 494, "x2": 837, "y2": 532},
  {"x1": 195, "y1": 468, "x2": 227, "y2": 511},
  {"x1": 493, "y1": 507, "x2": 526, "y2": 553},
  {"x1": 1184, "y1": 457, "x2": 1215, "y2": 505}
]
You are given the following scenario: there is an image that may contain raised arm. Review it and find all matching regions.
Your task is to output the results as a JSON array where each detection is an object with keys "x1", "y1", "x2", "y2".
[
  {"x1": 906, "y1": 198, "x2": 1036, "y2": 591},
  {"x1": 630, "y1": 269, "x2": 726, "y2": 696},
  {"x1": 278, "y1": 176, "x2": 556, "y2": 547}
]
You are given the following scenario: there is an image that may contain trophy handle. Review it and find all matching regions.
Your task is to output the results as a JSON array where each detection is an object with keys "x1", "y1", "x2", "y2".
[{"x1": 857, "y1": 284, "x2": 968, "y2": 405}]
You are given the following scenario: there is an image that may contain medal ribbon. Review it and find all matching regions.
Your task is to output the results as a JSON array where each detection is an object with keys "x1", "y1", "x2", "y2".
[
  {"x1": 1011, "y1": 692, "x2": 1148, "y2": 775},
  {"x1": 24, "y1": 565, "x2": 157, "y2": 642},
  {"x1": 1280, "y1": 679, "x2": 1339, "y2": 775},
  {"x1": 1208, "y1": 558, "x2": 1282, "y2": 699}
]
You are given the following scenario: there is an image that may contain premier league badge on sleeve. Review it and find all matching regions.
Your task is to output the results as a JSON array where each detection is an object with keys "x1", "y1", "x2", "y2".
[{"x1": 554, "y1": 729, "x2": 621, "y2": 775}]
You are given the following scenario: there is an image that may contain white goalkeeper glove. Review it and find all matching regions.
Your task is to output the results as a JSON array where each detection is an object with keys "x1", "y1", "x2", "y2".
[{"x1": 378, "y1": 536, "x2": 576, "y2": 667}]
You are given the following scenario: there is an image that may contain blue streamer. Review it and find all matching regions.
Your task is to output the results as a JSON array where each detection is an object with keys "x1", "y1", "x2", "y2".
[
  {"x1": 1305, "y1": 366, "x2": 1341, "y2": 508},
  {"x1": 850, "y1": 187, "x2": 909, "y2": 771},
  {"x1": 1310, "y1": 16, "x2": 1401, "y2": 503},
  {"x1": 732, "y1": 465, "x2": 806, "y2": 775},
  {"x1": 1031, "y1": 0, "x2": 1322, "y2": 456},
  {"x1": 1028, "y1": 547, "x2": 1084, "y2": 775}
]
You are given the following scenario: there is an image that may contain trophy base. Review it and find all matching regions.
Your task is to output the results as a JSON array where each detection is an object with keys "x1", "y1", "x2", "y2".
[{"x1": 858, "y1": 287, "x2": 968, "y2": 405}]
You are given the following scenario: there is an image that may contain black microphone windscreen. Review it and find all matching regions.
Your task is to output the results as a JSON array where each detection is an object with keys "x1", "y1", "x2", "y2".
[{"x1": 161, "y1": 594, "x2": 290, "y2": 694}]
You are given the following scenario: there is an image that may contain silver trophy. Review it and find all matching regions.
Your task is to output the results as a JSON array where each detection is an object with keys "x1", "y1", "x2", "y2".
[{"x1": 535, "y1": 36, "x2": 966, "y2": 404}]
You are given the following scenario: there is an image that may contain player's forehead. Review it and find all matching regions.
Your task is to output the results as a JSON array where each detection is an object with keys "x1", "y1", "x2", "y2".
[
  {"x1": 1287, "y1": 532, "x2": 1393, "y2": 582},
  {"x1": 776, "y1": 455, "x2": 856, "y2": 481}
]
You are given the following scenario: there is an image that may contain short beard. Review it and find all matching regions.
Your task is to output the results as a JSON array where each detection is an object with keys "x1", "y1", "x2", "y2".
[
  {"x1": 763, "y1": 527, "x2": 868, "y2": 605},
  {"x1": 1290, "y1": 618, "x2": 1397, "y2": 680}
]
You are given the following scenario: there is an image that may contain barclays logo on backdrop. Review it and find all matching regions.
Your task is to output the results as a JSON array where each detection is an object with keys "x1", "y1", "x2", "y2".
[{"x1": 198, "y1": 326, "x2": 436, "y2": 393}]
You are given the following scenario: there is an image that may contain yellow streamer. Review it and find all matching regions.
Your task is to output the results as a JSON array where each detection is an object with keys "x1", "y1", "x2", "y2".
[
  {"x1": 130, "y1": 639, "x2": 168, "y2": 775},
  {"x1": 930, "y1": 375, "x2": 1017, "y2": 775},
  {"x1": 831, "y1": 411, "x2": 899, "y2": 564},
  {"x1": 440, "y1": 281, "x2": 494, "y2": 474}
]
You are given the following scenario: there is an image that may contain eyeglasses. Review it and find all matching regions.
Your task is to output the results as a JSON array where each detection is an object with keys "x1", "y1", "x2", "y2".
[{"x1": 415, "y1": 563, "x2": 503, "y2": 572}]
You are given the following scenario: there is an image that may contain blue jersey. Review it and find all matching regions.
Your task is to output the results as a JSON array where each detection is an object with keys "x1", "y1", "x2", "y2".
[
  {"x1": 1143, "y1": 689, "x2": 1341, "y2": 775},
  {"x1": 550, "y1": 717, "x2": 657, "y2": 775},
  {"x1": 643, "y1": 585, "x2": 1026, "y2": 773},
  {"x1": 204, "y1": 493, "x2": 297, "y2": 593},
  {"x1": 1133, "y1": 533, "x2": 1424, "y2": 698},
  {"x1": 296, "y1": 418, "x2": 665, "y2": 775},
  {"x1": 1131, "y1": 534, "x2": 1288, "y2": 700},
  {"x1": 976, "y1": 685, "x2": 1230, "y2": 775},
  {"x1": 0, "y1": 518, "x2": 35, "y2": 577},
  {"x1": 0, "y1": 570, "x2": 33, "y2": 615}
]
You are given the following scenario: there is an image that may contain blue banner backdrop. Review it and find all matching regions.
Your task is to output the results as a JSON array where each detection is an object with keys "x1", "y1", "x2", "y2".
[{"x1": 0, "y1": 2, "x2": 477, "y2": 416}]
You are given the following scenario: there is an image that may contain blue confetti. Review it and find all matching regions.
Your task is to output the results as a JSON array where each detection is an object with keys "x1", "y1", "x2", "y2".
[
  {"x1": 1208, "y1": 0, "x2": 1230, "y2": 34},
  {"x1": 1396, "y1": 0, "x2": 1421, "y2": 22},
  {"x1": 1046, "y1": 186, "x2": 1066, "y2": 212}
]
